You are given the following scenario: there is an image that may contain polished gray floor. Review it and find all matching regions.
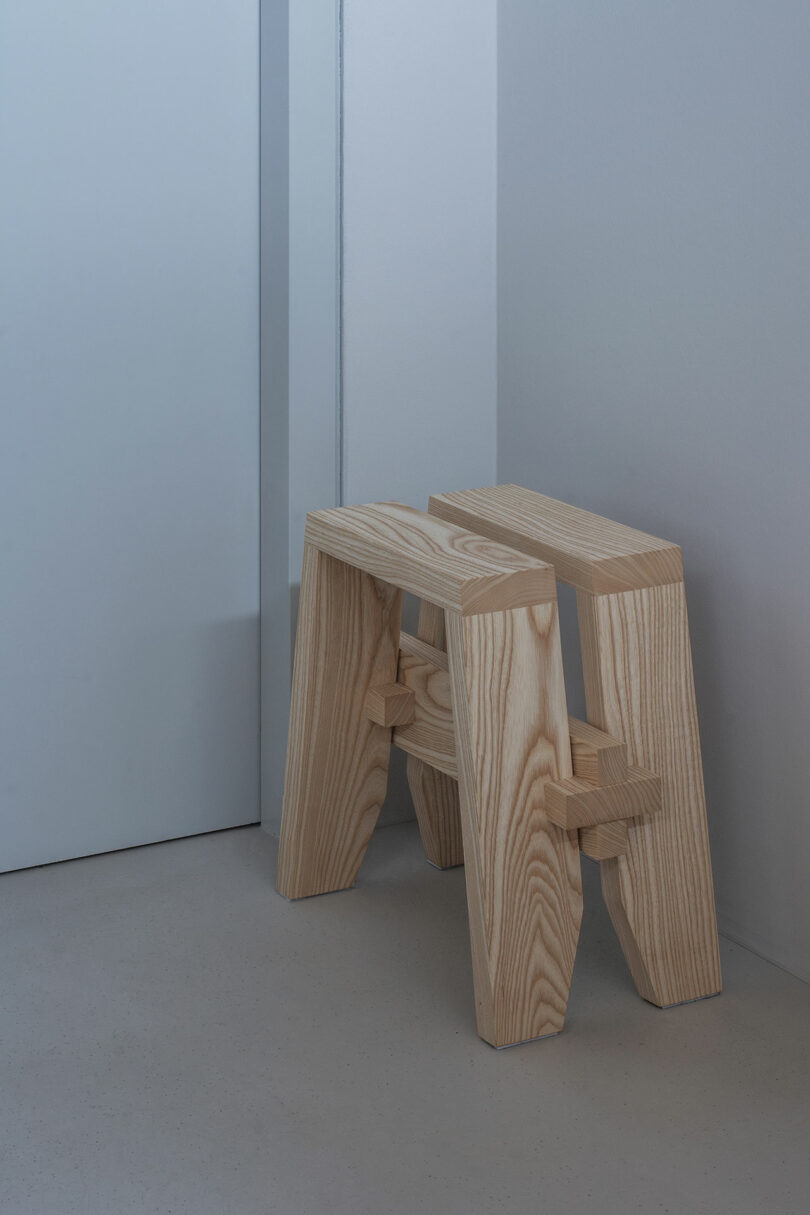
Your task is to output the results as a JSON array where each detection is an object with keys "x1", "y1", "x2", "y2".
[{"x1": 2, "y1": 823, "x2": 808, "y2": 1215}]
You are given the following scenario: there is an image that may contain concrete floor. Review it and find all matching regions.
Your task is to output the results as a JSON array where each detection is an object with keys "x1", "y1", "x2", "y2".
[{"x1": 1, "y1": 823, "x2": 808, "y2": 1215}]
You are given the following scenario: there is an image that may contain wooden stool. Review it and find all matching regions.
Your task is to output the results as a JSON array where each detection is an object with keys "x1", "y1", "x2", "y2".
[
  {"x1": 415, "y1": 485, "x2": 723, "y2": 1010},
  {"x1": 277, "y1": 501, "x2": 586, "y2": 1047}
]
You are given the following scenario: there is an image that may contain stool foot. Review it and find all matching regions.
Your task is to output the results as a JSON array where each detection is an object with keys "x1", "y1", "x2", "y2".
[
  {"x1": 494, "y1": 1030, "x2": 562, "y2": 1050},
  {"x1": 447, "y1": 602, "x2": 582, "y2": 1048},
  {"x1": 277, "y1": 543, "x2": 402, "y2": 900},
  {"x1": 424, "y1": 856, "x2": 464, "y2": 872},
  {"x1": 653, "y1": 991, "x2": 722, "y2": 1010},
  {"x1": 276, "y1": 884, "x2": 356, "y2": 903}
]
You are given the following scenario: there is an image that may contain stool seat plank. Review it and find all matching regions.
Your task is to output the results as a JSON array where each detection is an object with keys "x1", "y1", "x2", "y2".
[
  {"x1": 429, "y1": 484, "x2": 683, "y2": 594},
  {"x1": 306, "y1": 501, "x2": 556, "y2": 615}
]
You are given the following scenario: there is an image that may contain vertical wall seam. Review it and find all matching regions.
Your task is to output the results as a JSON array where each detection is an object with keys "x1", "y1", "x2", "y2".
[
  {"x1": 494, "y1": 0, "x2": 500, "y2": 484},
  {"x1": 257, "y1": 0, "x2": 263, "y2": 820},
  {"x1": 336, "y1": 0, "x2": 345, "y2": 506}
]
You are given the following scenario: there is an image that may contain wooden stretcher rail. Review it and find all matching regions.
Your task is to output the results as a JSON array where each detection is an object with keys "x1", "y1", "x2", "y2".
[{"x1": 365, "y1": 634, "x2": 658, "y2": 835}]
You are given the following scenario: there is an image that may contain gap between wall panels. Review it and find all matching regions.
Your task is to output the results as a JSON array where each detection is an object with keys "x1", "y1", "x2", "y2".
[
  {"x1": 261, "y1": 1, "x2": 343, "y2": 834},
  {"x1": 337, "y1": 0, "x2": 345, "y2": 507}
]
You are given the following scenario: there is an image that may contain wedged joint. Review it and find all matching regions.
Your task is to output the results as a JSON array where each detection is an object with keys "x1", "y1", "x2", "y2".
[
  {"x1": 390, "y1": 639, "x2": 639, "y2": 793},
  {"x1": 544, "y1": 766, "x2": 661, "y2": 831},
  {"x1": 568, "y1": 717, "x2": 627, "y2": 785},
  {"x1": 579, "y1": 819, "x2": 628, "y2": 860},
  {"x1": 364, "y1": 683, "x2": 415, "y2": 728}
]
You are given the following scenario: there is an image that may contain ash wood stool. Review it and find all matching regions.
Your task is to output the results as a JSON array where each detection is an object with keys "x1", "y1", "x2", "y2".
[
  {"x1": 410, "y1": 485, "x2": 723, "y2": 1010},
  {"x1": 277, "y1": 501, "x2": 585, "y2": 1047}
]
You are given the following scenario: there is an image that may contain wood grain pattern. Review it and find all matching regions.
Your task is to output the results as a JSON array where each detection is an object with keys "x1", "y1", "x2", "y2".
[
  {"x1": 446, "y1": 602, "x2": 582, "y2": 1047},
  {"x1": 305, "y1": 501, "x2": 557, "y2": 615},
  {"x1": 568, "y1": 717, "x2": 627, "y2": 785},
  {"x1": 579, "y1": 820, "x2": 628, "y2": 861},
  {"x1": 578, "y1": 584, "x2": 722, "y2": 1005},
  {"x1": 422, "y1": 485, "x2": 721, "y2": 1007},
  {"x1": 405, "y1": 601, "x2": 464, "y2": 868},
  {"x1": 395, "y1": 644, "x2": 628, "y2": 792},
  {"x1": 277, "y1": 545, "x2": 402, "y2": 899},
  {"x1": 429, "y1": 485, "x2": 683, "y2": 594},
  {"x1": 544, "y1": 766, "x2": 661, "y2": 830},
  {"x1": 394, "y1": 634, "x2": 457, "y2": 779},
  {"x1": 408, "y1": 753, "x2": 464, "y2": 872},
  {"x1": 364, "y1": 683, "x2": 415, "y2": 728}
]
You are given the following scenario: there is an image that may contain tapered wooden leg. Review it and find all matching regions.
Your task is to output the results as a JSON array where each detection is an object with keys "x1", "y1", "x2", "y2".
[
  {"x1": 406, "y1": 600, "x2": 464, "y2": 868},
  {"x1": 277, "y1": 543, "x2": 402, "y2": 899},
  {"x1": 407, "y1": 757, "x2": 463, "y2": 869},
  {"x1": 446, "y1": 602, "x2": 582, "y2": 1047},
  {"x1": 578, "y1": 583, "x2": 722, "y2": 1006}
]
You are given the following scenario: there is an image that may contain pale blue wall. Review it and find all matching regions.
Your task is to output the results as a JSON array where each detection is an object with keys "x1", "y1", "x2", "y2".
[
  {"x1": 0, "y1": 1, "x2": 261, "y2": 868},
  {"x1": 341, "y1": 0, "x2": 498, "y2": 508},
  {"x1": 498, "y1": 0, "x2": 810, "y2": 979}
]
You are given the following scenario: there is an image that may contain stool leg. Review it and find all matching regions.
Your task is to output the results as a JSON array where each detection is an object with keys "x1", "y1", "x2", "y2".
[
  {"x1": 446, "y1": 602, "x2": 582, "y2": 1047},
  {"x1": 406, "y1": 600, "x2": 464, "y2": 869},
  {"x1": 277, "y1": 543, "x2": 402, "y2": 899},
  {"x1": 578, "y1": 583, "x2": 722, "y2": 1006}
]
